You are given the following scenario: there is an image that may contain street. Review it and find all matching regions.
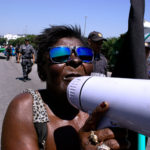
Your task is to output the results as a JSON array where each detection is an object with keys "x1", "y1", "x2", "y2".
[{"x1": 0, "y1": 53, "x2": 45, "y2": 147}]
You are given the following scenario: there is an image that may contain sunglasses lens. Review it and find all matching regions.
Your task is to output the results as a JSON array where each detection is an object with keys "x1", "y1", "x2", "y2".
[
  {"x1": 76, "y1": 47, "x2": 93, "y2": 62},
  {"x1": 50, "y1": 47, "x2": 71, "y2": 63}
]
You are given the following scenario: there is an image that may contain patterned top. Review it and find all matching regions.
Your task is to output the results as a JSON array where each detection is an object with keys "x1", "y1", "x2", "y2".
[{"x1": 23, "y1": 89, "x2": 49, "y2": 123}]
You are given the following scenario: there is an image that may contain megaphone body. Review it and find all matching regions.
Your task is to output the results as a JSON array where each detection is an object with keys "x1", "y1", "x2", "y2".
[{"x1": 67, "y1": 76, "x2": 150, "y2": 136}]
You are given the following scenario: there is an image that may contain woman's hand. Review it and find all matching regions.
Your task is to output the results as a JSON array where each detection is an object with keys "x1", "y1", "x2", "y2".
[{"x1": 79, "y1": 102, "x2": 130, "y2": 150}]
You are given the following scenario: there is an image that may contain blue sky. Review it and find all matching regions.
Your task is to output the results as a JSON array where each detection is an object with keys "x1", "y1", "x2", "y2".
[{"x1": 0, "y1": 0, "x2": 150, "y2": 38}]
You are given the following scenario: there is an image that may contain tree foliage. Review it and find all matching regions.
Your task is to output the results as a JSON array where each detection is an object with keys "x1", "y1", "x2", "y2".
[
  {"x1": 8, "y1": 34, "x2": 37, "y2": 49},
  {"x1": 102, "y1": 34, "x2": 126, "y2": 72},
  {"x1": 0, "y1": 38, "x2": 7, "y2": 46}
]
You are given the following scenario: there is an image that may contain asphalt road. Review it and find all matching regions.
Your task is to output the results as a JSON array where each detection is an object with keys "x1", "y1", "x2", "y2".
[{"x1": 0, "y1": 53, "x2": 45, "y2": 147}]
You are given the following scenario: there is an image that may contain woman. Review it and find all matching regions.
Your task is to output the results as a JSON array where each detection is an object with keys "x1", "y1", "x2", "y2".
[{"x1": 1, "y1": 25, "x2": 128, "y2": 150}]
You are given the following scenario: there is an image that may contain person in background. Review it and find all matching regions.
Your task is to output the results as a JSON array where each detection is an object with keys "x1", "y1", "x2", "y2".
[
  {"x1": 17, "y1": 39, "x2": 35, "y2": 82},
  {"x1": 88, "y1": 31, "x2": 108, "y2": 76},
  {"x1": 5, "y1": 44, "x2": 12, "y2": 61},
  {"x1": 15, "y1": 44, "x2": 20, "y2": 62},
  {"x1": 1, "y1": 25, "x2": 129, "y2": 150}
]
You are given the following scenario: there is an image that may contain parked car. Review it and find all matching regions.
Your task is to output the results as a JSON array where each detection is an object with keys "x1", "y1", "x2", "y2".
[{"x1": 0, "y1": 47, "x2": 5, "y2": 53}]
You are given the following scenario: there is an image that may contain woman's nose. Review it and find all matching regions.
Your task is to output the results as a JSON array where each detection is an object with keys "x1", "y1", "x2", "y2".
[{"x1": 66, "y1": 53, "x2": 82, "y2": 68}]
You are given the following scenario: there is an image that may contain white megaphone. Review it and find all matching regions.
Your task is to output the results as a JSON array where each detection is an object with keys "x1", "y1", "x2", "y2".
[{"x1": 67, "y1": 76, "x2": 150, "y2": 136}]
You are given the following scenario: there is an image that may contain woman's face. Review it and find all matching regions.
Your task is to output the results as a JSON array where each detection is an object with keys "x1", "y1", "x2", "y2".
[{"x1": 43, "y1": 37, "x2": 93, "y2": 96}]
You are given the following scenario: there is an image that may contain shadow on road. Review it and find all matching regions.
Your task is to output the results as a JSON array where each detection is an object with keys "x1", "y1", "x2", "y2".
[
  {"x1": 16, "y1": 77, "x2": 31, "y2": 82},
  {"x1": 16, "y1": 77, "x2": 25, "y2": 82}
]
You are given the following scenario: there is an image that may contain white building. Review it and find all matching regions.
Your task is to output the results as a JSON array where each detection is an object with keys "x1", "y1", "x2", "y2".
[{"x1": 4, "y1": 34, "x2": 25, "y2": 41}]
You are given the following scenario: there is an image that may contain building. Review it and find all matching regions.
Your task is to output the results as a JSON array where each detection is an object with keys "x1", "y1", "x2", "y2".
[{"x1": 4, "y1": 34, "x2": 25, "y2": 41}]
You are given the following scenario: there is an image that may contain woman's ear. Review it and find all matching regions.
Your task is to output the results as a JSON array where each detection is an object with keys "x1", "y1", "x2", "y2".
[
  {"x1": 38, "y1": 63, "x2": 47, "y2": 81},
  {"x1": 37, "y1": 53, "x2": 48, "y2": 81}
]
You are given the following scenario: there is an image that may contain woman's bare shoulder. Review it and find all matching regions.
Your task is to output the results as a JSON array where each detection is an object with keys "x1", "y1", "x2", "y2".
[{"x1": 5, "y1": 92, "x2": 33, "y2": 121}]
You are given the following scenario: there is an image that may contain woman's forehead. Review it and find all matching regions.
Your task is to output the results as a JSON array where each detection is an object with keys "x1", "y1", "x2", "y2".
[{"x1": 54, "y1": 37, "x2": 83, "y2": 47}]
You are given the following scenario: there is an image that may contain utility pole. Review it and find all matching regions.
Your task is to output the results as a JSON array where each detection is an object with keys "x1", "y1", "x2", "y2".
[
  {"x1": 84, "y1": 16, "x2": 87, "y2": 36},
  {"x1": 24, "y1": 25, "x2": 28, "y2": 35}
]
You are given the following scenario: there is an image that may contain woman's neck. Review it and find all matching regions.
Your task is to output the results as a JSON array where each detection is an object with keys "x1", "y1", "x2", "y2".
[{"x1": 39, "y1": 89, "x2": 79, "y2": 120}]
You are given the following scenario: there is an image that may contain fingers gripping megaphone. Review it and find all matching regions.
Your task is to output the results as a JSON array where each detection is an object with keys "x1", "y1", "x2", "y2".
[{"x1": 67, "y1": 76, "x2": 150, "y2": 136}]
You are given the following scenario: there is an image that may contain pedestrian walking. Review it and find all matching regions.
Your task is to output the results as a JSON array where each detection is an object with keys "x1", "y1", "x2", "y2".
[
  {"x1": 17, "y1": 39, "x2": 35, "y2": 82},
  {"x1": 5, "y1": 45, "x2": 12, "y2": 61},
  {"x1": 15, "y1": 44, "x2": 20, "y2": 62}
]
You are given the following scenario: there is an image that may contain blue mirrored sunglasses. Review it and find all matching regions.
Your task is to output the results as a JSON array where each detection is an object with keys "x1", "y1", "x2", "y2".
[{"x1": 49, "y1": 46, "x2": 93, "y2": 63}]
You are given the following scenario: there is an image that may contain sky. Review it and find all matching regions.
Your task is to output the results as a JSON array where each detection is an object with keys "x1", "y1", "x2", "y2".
[{"x1": 0, "y1": 0, "x2": 150, "y2": 38}]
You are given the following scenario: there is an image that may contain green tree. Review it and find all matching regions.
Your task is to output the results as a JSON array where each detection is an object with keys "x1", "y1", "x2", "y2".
[
  {"x1": 102, "y1": 34, "x2": 126, "y2": 72},
  {"x1": 8, "y1": 39, "x2": 17, "y2": 46},
  {"x1": 0, "y1": 38, "x2": 7, "y2": 46},
  {"x1": 7, "y1": 34, "x2": 37, "y2": 48}
]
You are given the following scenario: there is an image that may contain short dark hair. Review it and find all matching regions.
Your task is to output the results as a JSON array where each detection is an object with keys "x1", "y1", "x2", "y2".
[
  {"x1": 25, "y1": 38, "x2": 29, "y2": 41},
  {"x1": 35, "y1": 25, "x2": 87, "y2": 81}
]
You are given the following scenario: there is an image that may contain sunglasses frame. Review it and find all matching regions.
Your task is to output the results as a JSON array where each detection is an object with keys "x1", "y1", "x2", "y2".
[{"x1": 48, "y1": 46, "x2": 94, "y2": 64}]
